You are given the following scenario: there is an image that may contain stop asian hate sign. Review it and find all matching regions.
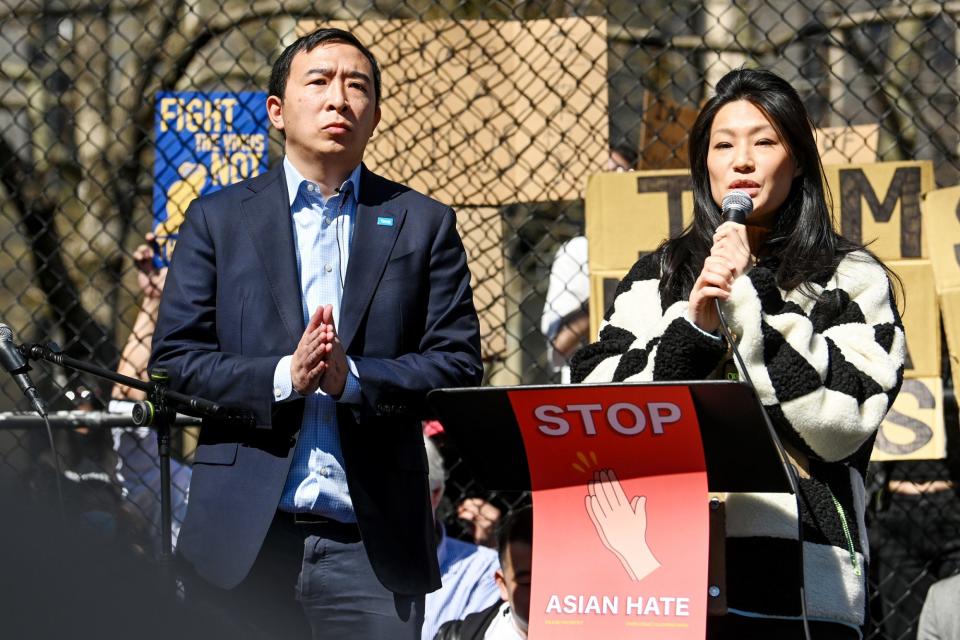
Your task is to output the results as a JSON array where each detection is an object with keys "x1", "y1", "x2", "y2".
[{"x1": 507, "y1": 384, "x2": 710, "y2": 640}]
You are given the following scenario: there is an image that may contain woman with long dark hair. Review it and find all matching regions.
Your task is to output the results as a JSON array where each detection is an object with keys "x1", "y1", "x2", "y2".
[{"x1": 572, "y1": 68, "x2": 905, "y2": 638}]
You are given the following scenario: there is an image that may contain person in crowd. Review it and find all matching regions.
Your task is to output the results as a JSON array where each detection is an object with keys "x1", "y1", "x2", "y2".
[
  {"x1": 26, "y1": 382, "x2": 125, "y2": 538},
  {"x1": 150, "y1": 27, "x2": 482, "y2": 639},
  {"x1": 918, "y1": 572, "x2": 960, "y2": 640},
  {"x1": 424, "y1": 418, "x2": 503, "y2": 549},
  {"x1": 868, "y1": 456, "x2": 960, "y2": 640},
  {"x1": 456, "y1": 496, "x2": 502, "y2": 548},
  {"x1": 572, "y1": 68, "x2": 905, "y2": 638},
  {"x1": 540, "y1": 145, "x2": 636, "y2": 383},
  {"x1": 423, "y1": 433, "x2": 500, "y2": 640},
  {"x1": 435, "y1": 506, "x2": 532, "y2": 640},
  {"x1": 110, "y1": 233, "x2": 192, "y2": 553}
]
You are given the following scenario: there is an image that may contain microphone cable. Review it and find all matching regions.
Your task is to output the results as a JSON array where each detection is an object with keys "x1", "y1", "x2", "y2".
[
  {"x1": 714, "y1": 300, "x2": 812, "y2": 640},
  {"x1": 40, "y1": 411, "x2": 67, "y2": 522},
  {"x1": 0, "y1": 323, "x2": 66, "y2": 519},
  {"x1": 714, "y1": 193, "x2": 813, "y2": 640}
]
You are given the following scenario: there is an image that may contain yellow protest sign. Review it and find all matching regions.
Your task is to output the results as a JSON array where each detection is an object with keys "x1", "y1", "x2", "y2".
[
  {"x1": 922, "y1": 186, "x2": 960, "y2": 292},
  {"x1": 886, "y1": 260, "x2": 939, "y2": 378},
  {"x1": 585, "y1": 161, "x2": 933, "y2": 277},
  {"x1": 872, "y1": 377, "x2": 945, "y2": 461},
  {"x1": 584, "y1": 170, "x2": 693, "y2": 273},
  {"x1": 823, "y1": 161, "x2": 933, "y2": 261},
  {"x1": 590, "y1": 270, "x2": 629, "y2": 341},
  {"x1": 584, "y1": 162, "x2": 938, "y2": 353},
  {"x1": 939, "y1": 288, "x2": 960, "y2": 393}
]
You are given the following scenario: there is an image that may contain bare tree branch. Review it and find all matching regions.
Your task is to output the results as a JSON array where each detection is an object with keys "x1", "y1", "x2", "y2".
[{"x1": 0, "y1": 134, "x2": 117, "y2": 363}]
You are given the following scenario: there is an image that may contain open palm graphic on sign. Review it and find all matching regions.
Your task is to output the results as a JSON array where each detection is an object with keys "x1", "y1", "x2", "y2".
[{"x1": 586, "y1": 469, "x2": 661, "y2": 582}]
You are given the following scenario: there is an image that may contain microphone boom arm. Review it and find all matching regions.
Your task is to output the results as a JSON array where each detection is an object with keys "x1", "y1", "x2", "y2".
[{"x1": 19, "y1": 342, "x2": 253, "y2": 425}]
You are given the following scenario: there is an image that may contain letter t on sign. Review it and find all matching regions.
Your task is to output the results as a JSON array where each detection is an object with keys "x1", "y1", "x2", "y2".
[{"x1": 637, "y1": 175, "x2": 694, "y2": 240}]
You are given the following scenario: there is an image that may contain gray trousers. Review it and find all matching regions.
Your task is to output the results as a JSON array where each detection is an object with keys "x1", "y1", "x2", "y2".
[{"x1": 180, "y1": 512, "x2": 424, "y2": 639}]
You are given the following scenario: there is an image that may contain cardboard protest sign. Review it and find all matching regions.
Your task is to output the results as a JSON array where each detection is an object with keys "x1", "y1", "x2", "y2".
[
  {"x1": 886, "y1": 259, "x2": 939, "y2": 378},
  {"x1": 823, "y1": 160, "x2": 933, "y2": 261},
  {"x1": 815, "y1": 124, "x2": 879, "y2": 165},
  {"x1": 298, "y1": 17, "x2": 609, "y2": 206},
  {"x1": 922, "y1": 185, "x2": 960, "y2": 292},
  {"x1": 873, "y1": 377, "x2": 946, "y2": 461},
  {"x1": 584, "y1": 170, "x2": 693, "y2": 274},
  {"x1": 939, "y1": 288, "x2": 960, "y2": 404}
]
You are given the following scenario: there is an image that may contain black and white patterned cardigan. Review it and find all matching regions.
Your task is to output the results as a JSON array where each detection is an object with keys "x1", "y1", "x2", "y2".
[{"x1": 571, "y1": 249, "x2": 905, "y2": 631}]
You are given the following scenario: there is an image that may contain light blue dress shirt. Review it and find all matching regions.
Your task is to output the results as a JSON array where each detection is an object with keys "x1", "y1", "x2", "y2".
[
  {"x1": 422, "y1": 524, "x2": 501, "y2": 640},
  {"x1": 273, "y1": 156, "x2": 362, "y2": 521}
]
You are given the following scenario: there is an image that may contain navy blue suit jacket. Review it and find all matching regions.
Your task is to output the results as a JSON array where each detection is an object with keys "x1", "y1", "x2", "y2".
[{"x1": 150, "y1": 163, "x2": 483, "y2": 594}]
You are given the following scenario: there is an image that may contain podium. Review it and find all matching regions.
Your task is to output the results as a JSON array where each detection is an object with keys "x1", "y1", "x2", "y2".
[
  {"x1": 429, "y1": 380, "x2": 792, "y2": 493},
  {"x1": 428, "y1": 380, "x2": 793, "y2": 640}
]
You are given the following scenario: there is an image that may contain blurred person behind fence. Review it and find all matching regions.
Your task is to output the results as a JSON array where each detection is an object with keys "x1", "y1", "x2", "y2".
[
  {"x1": 540, "y1": 145, "x2": 636, "y2": 383},
  {"x1": 918, "y1": 572, "x2": 960, "y2": 640},
  {"x1": 110, "y1": 233, "x2": 192, "y2": 553},
  {"x1": 423, "y1": 432, "x2": 500, "y2": 640},
  {"x1": 435, "y1": 506, "x2": 533, "y2": 640}
]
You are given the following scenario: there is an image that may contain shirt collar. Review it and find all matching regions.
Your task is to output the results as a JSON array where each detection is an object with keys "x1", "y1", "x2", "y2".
[{"x1": 283, "y1": 156, "x2": 362, "y2": 207}]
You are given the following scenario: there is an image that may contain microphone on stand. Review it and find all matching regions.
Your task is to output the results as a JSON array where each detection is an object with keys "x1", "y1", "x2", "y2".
[{"x1": 0, "y1": 324, "x2": 47, "y2": 417}]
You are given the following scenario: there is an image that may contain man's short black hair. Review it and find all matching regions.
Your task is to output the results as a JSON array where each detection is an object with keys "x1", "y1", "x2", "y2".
[
  {"x1": 268, "y1": 28, "x2": 381, "y2": 107},
  {"x1": 497, "y1": 506, "x2": 533, "y2": 566}
]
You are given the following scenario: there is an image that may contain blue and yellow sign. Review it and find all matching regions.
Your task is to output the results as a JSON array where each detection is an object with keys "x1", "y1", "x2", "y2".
[{"x1": 152, "y1": 91, "x2": 268, "y2": 265}]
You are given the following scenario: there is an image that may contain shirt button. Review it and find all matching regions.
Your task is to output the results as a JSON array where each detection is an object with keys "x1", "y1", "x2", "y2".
[
  {"x1": 273, "y1": 386, "x2": 282, "y2": 398},
  {"x1": 325, "y1": 264, "x2": 333, "y2": 273},
  {"x1": 320, "y1": 468, "x2": 329, "y2": 477}
]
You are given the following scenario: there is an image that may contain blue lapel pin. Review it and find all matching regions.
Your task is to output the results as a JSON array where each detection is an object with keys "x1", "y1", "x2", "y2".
[{"x1": 377, "y1": 216, "x2": 394, "y2": 227}]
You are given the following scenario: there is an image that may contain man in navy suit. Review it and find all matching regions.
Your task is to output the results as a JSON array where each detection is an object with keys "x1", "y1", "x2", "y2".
[{"x1": 150, "y1": 28, "x2": 482, "y2": 638}]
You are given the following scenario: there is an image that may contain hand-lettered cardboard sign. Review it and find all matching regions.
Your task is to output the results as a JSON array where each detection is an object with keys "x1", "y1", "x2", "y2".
[
  {"x1": 873, "y1": 377, "x2": 946, "y2": 461},
  {"x1": 298, "y1": 17, "x2": 609, "y2": 206}
]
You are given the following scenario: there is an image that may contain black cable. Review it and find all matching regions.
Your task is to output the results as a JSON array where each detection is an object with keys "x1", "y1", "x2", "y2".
[
  {"x1": 715, "y1": 298, "x2": 813, "y2": 640},
  {"x1": 40, "y1": 412, "x2": 66, "y2": 522}
]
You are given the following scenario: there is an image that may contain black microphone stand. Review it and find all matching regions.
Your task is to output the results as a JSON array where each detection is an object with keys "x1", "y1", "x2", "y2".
[{"x1": 18, "y1": 341, "x2": 254, "y2": 561}]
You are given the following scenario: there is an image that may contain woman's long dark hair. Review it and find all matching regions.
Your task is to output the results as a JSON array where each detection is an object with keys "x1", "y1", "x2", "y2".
[{"x1": 659, "y1": 68, "x2": 866, "y2": 303}]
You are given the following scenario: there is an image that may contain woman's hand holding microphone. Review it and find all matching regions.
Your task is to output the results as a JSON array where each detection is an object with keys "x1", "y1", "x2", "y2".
[{"x1": 688, "y1": 220, "x2": 753, "y2": 333}]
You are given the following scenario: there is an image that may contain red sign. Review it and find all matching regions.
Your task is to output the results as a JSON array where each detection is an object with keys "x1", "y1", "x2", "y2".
[{"x1": 508, "y1": 385, "x2": 709, "y2": 639}]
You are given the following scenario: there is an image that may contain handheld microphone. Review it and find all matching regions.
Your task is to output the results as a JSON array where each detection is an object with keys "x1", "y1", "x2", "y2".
[
  {"x1": 713, "y1": 189, "x2": 754, "y2": 347},
  {"x1": 0, "y1": 324, "x2": 47, "y2": 417},
  {"x1": 721, "y1": 189, "x2": 753, "y2": 224}
]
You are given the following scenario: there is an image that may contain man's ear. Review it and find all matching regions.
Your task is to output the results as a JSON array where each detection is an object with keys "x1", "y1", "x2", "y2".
[
  {"x1": 494, "y1": 568, "x2": 509, "y2": 602},
  {"x1": 266, "y1": 95, "x2": 284, "y2": 132}
]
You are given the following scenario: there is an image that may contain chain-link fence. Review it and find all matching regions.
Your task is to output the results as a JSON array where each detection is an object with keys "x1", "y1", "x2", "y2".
[{"x1": 2, "y1": 1, "x2": 960, "y2": 637}]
